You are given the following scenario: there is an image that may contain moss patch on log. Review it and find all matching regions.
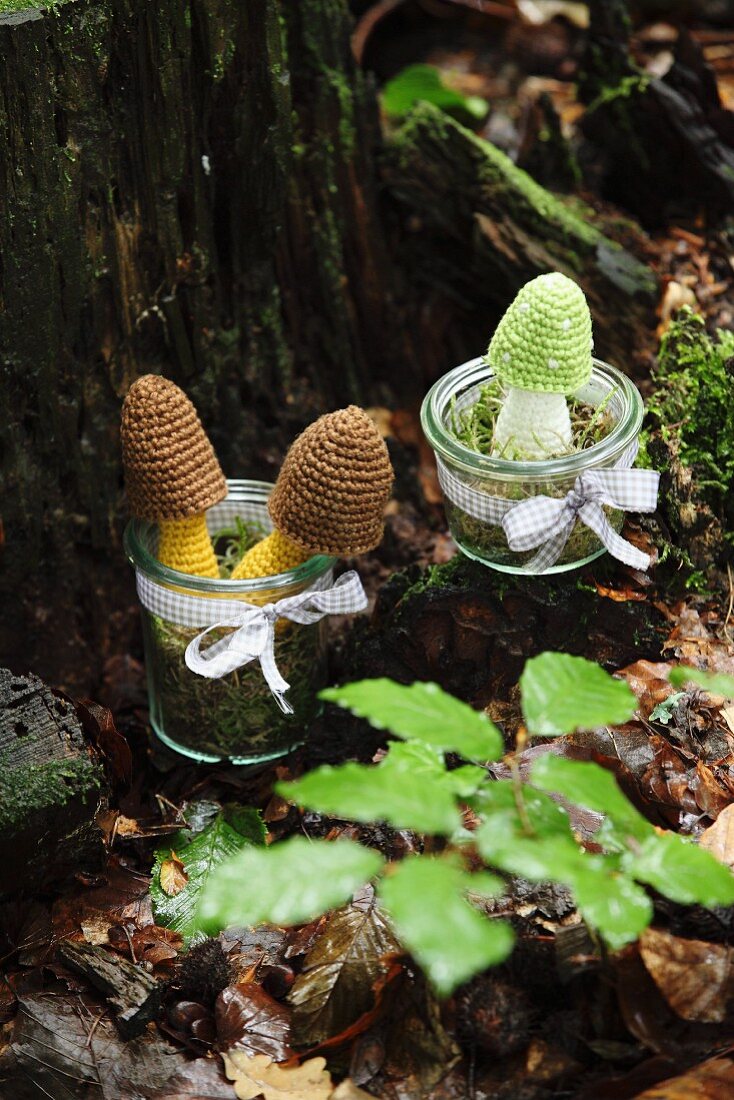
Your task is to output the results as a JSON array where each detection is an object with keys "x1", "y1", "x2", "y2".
[
  {"x1": 641, "y1": 307, "x2": 734, "y2": 572},
  {"x1": 0, "y1": 754, "x2": 102, "y2": 832}
]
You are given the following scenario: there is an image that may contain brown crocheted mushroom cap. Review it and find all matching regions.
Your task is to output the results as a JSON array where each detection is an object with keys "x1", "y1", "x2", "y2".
[
  {"x1": 121, "y1": 375, "x2": 227, "y2": 521},
  {"x1": 268, "y1": 406, "x2": 394, "y2": 556}
]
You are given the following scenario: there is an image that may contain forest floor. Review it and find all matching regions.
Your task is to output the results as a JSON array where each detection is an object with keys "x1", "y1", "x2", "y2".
[{"x1": 4, "y1": 2, "x2": 734, "y2": 1099}]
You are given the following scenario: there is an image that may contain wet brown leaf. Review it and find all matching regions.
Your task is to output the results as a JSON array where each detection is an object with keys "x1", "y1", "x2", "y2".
[
  {"x1": 639, "y1": 928, "x2": 734, "y2": 1023},
  {"x1": 617, "y1": 660, "x2": 675, "y2": 719},
  {"x1": 149, "y1": 1056, "x2": 237, "y2": 1098},
  {"x1": 160, "y1": 852, "x2": 189, "y2": 896},
  {"x1": 216, "y1": 983, "x2": 292, "y2": 1061},
  {"x1": 222, "y1": 1051, "x2": 333, "y2": 1100},
  {"x1": 631, "y1": 1052, "x2": 734, "y2": 1098},
  {"x1": 701, "y1": 803, "x2": 734, "y2": 870},
  {"x1": 288, "y1": 887, "x2": 400, "y2": 1046}
]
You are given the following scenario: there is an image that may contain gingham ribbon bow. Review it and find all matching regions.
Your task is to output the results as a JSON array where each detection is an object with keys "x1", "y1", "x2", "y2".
[
  {"x1": 136, "y1": 570, "x2": 367, "y2": 714},
  {"x1": 437, "y1": 452, "x2": 659, "y2": 574}
]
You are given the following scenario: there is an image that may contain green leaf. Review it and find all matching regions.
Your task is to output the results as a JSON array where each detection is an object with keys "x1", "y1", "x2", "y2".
[
  {"x1": 382, "y1": 63, "x2": 489, "y2": 122},
  {"x1": 222, "y1": 805, "x2": 267, "y2": 846},
  {"x1": 520, "y1": 652, "x2": 637, "y2": 736},
  {"x1": 668, "y1": 666, "x2": 734, "y2": 698},
  {"x1": 471, "y1": 779, "x2": 573, "y2": 839},
  {"x1": 649, "y1": 693, "x2": 685, "y2": 725},
  {"x1": 152, "y1": 814, "x2": 253, "y2": 944},
  {"x1": 530, "y1": 755, "x2": 651, "y2": 842},
  {"x1": 378, "y1": 858, "x2": 513, "y2": 996},
  {"x1": 277, "y1": 740, "x2": 462, "y2": 835},
  {"x1": 623, "y1": 830, "x2": 734, "y2": 908},
  {"x1": 197, "y1": 837, "x2": 384, "y2": 935},
  {"x1": 320, "y1": 679, "x2": 503, "y2": 761},
  {"x1": 476, "y1": 824, "x2": 652, "y2": 949}
]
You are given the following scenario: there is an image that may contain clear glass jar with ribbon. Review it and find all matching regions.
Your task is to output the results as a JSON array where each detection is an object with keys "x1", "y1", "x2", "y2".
[
  {"x1": 421, "y1": 358, "x2": 658, "y2": 575},
  {"x1": 124, "y1": 480, "x2": 367, "y2": 763}
]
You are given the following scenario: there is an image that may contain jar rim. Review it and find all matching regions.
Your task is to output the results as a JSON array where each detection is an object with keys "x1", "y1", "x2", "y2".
[
  {"x1": 123, "y1": 478, "x2": 336, "y2": 593},
  {"x1": 420, "y1": 357, "x2": 644, "y2": 478}
]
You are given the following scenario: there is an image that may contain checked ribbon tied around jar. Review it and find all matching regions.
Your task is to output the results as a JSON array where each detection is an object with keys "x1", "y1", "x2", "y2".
[
  {"x1": 135, "y1": 569, "x2": 368, "y2": 714},
  {"x1": 437, "y1": 442, "x2": 660, "y2": 574}
]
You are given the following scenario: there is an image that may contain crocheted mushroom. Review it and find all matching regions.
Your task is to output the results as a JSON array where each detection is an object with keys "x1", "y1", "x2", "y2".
[
  {"x1": 231, "y1": 406, "x2": 394, "y2": 579},
  {"x1": 489, "y1": 272, "x2": 593, "y2": 460},
  {"x1": 121, "y1": 375, "x2": 227, "y2": 578}
]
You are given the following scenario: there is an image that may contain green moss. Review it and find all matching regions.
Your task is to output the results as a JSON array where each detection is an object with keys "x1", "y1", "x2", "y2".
[
  {"x1": 647, "y1": 307, "x2": 734, "y2": 504},
  {"x1": 0, "y1": 0, "x2": 70, "y2": 14},
  {"x1": 0, "y1": 754, "x2": 102, "y2": 832}
]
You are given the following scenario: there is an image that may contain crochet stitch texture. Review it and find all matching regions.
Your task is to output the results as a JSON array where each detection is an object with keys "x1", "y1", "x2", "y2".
[
  {"x1": 488, "y1": 272, "x2": 593, "y2": 395},
  {"x1": 268, "y1": 405, "x2": 394, "y2": 556},
  {"x1": 121, "y1": 375, "x2": 227, "y2": 521}
]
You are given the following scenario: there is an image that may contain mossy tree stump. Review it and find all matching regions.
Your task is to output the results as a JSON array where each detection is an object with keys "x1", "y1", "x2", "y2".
[
  {"x1": 0, "y1": 0, "x2": 402, "y2": 691},
  {"x1": 0, "y1": 667, "x2": 108, "y2": 896}
]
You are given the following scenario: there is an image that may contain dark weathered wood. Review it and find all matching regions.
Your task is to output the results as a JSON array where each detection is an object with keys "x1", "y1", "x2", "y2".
[
  {"x1": 579, "y1": 4, "x2": 734, "y2": 226},
  {"x1": 0, "y1": 0, "x2": 406, "y2": 692},
  {"x1": 345, "y1": 555, "x2": 668, "y2": 712},
  {"x1": 0, "y1": 668, "x2": 107, "y2": 895},
  {"x1": 58, "y1": 941, "x2": 162, "y2": 1038},
  {"x1": 381, "y1": 102, "x2": 659, "y2": 381}
]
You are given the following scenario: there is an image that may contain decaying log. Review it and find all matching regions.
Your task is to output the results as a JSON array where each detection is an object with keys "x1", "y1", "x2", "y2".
[
  {"x1": 345, "y1": 555, "x2": 668, "y2": 712},
  {"x1": 0, "y1": 668, "x2": 108, "y2": 896},
  {"x1": 58, "y1": 941, "x2": 161, "y2": 1039},
  {"x1": 579, "y1": 2, "x2": 734, "y2": 226},
  {"x1": 381, "y1": 102, "x2": 658, "y2": 379}
]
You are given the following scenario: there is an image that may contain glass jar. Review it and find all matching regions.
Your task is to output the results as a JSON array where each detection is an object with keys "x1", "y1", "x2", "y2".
[
  {"x1": 124, "y1": 480, "x2": 335, "y2": 764},
  {"x1": 421, "y1": 357, "x2": 645, "y2": 574}
]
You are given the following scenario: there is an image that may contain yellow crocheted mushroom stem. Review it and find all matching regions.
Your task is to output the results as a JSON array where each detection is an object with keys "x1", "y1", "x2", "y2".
[
  {"x1": 231, "y1": 529, "x2": 309, "y2": 580},
  {"x1": 158, "y1": 514, "x2": 220, "y2": 578}
]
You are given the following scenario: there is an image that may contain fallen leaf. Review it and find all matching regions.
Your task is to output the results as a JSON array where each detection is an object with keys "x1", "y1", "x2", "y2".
[
  {"x1": 617, "y1": 660, "x2": 675, "y2": 719},
  {"x1": 161, "y1": 852, "x2": 189, "y2": 896},
  {"x1": 701, "y1": 803, "x2": 734, "y2": 870},
  {"x1": 630, "y1": 1052, "x2": 734, "y2": 1098},
  {"x1": 331, "y1": 1083, "x2": 376, "y2": 1099},
  {"x1": 288, "y1": 887, "x2": 399, "y2": 1046},
  {"x1": 149, "y1": 1056, "x2": 237, "y2": 1098},
  {"x1": 222, "y1": 1051, "x2": 332, "y2": 1100},
  {"x1": 216, "y1": 984, "x2": 292, "y2": 1061},
  {"x1": 639, "y1": 927, "x2": 734, "y2": 1023}
]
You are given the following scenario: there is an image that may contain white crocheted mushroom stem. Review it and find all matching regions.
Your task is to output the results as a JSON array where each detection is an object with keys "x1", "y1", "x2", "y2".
[{"x1": 492, "y1": 386, "x2": 572, "y2": 461}]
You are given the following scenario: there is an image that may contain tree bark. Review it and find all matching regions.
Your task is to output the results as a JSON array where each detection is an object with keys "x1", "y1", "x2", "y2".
[{"x1": 0, "y1": 0, "x2": 403, "y2": 692}]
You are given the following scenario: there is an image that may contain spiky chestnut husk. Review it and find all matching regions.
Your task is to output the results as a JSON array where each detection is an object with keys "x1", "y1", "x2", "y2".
[
  {"x1": 455, "y1": 974, "x2": 535, "y2": 1058},
  {"x1": 170, "y1": 937, "x2": 232, "y2": 1007}
]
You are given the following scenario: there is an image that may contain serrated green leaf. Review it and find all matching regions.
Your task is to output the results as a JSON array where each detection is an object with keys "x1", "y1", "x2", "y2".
[
  {"x1": 197, "y1": 837, "x2": 384, "y2": 935},
  {"x1": 530, "y1": 755, "x2": 651, "y2": 842},
  {"x1": 668, "y1": 666, "x2": 734, "y2": 697},
  {"x1": 320, "y1": 679, "x2": 503, "y2": 761},
  {"x1": 382, "y1": 63, "x2": 489, "y2": 122},
  {"x1": 378, "y1": 858, "x2": 513, "y2": 995},
  {"x1": 569, "y1": 865, "x2": 653, "y2": 949},
  {"x1": 476, "y1": 824, "x2": 652, "y2": 949},
  {"x1": 623, "y1": 830, "x2": 734, "y2": 908},
  {"x1": 471, "y1": 779, "x2": 573, "y2": 839},
  {"x1": 278, "y1": 740, "x2": 484, "y2": 835},
  {"x1": 520, "y1": 653, "x2": 637, "y2": 736},
  {"x1": 277, "y1": 746, "x2": 461, "y2": 835},
  {"x1": 222, "y1": 805, "x2": 267, "y2": 846},
  {"x1": 152, "y1": 814, "x2": 252, "y2": 944}
]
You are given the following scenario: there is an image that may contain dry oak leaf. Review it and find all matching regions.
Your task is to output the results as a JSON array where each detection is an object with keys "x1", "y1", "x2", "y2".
[
  {"x1": 701, "y1": 803, "x2": 734, "y2": 871},
  {"x1": 639, "y1": 927, "x2": 734, "y2": 1023},
  {"x1": 222, "y1": 1051, "x2": 332, "y2": 1100},
  {"x1": 160, "y1": 852, "x2": 189, "y2": 896},
  {"x1": 630, "y1": 1052, "x2": 734, "y2": 1098}
]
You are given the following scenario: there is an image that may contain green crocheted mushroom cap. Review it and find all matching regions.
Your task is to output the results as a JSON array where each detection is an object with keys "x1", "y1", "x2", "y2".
[{"x1": 487, "y1": 272, "x2": 593, "y2": 395}]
